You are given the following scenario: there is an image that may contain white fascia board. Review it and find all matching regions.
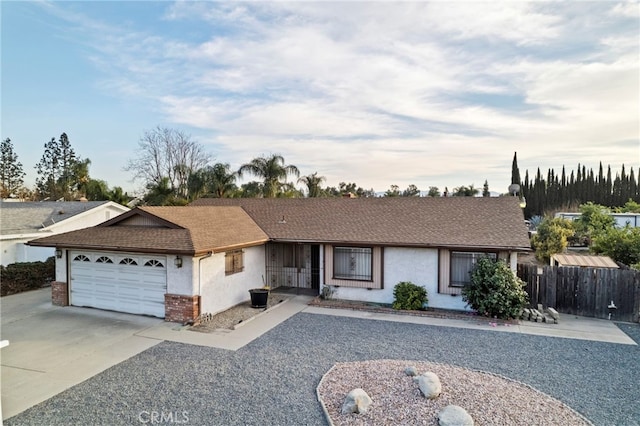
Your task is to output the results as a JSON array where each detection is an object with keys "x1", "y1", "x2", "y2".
[
  {"x1": 1, "y1": 231, "x2": 52, "y2": 241},
  {"x1": 42, "y1": 201, "x2": 130, "y2": 232}
]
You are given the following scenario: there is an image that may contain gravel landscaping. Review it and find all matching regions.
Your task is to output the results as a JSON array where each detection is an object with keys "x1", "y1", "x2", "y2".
[
  {"x1": 190, "y1": 293, "x2": 291, "y2": 331},
  {"x1": 6, "y1": 314, "x2": 640, "y2": 426},
  {"x1": 318, "y1": 360, "x2": 591, "y2": 425}
]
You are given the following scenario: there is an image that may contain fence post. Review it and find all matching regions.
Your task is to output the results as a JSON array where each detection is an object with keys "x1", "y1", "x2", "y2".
[
  {"x1": 544, "y1": 265, "x2": 556, "y2": 309},
  {"x1": 634, "y1": 271, "x2": 640, "y2": 323}
]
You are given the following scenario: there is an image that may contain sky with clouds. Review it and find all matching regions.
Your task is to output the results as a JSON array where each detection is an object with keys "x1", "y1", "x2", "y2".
[{"x1": 2, "y1": 1, "x2": 639, "y2": 195}]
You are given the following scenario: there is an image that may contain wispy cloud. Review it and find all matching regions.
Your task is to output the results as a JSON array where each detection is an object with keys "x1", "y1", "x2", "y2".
[{"x1": 29, "y1": 1, "x2": 640, "y2": 191}]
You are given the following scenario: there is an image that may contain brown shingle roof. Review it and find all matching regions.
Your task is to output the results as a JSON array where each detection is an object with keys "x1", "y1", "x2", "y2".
[
  {"x1": 138, "y1": 206, "x2": 269, "y2": 253},
  {"x1": 191, "y1": 197, "x2": 531, "y2": 250},
  {"x1": 29, "y1": 206, "x2": 269, "y2": 255},
  {"x1": 28, "y1": 226, "x2": 194, "y2": 254},
  {"x1": 30, "y1": 197, "x2": 530, "y2": 254}
]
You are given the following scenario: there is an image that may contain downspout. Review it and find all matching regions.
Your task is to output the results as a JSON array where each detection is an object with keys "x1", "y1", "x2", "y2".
[{"x1": 198, "y1": 252, "x2": 213, "y2": 313}]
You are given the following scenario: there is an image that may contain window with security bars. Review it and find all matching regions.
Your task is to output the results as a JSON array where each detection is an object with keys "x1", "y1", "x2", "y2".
[
  {"x1": 225, "y1": 250, "x2": 244, "y2": 275},
  {"x1": 450, "y1": 251, "x2": 497, "y2": 287},
  {"x1": 333, "y1": 247, "x2": 372, "y2": 281}
]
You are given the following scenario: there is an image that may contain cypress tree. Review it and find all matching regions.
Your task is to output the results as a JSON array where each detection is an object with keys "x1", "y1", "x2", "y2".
[
  {"x1": 629, "y1": 167, "x2": 638, "y2": 202},
  {"x1": 597, "y1": 162, "x2": 604, "y2": 204},
  {"x1": 606, "y1": 165, "x2": 613, "y2": 205},
  {"x1": 511, "y1": 152, "x2": 521, "y2": 186},
  {"x1": 482, "y1": 180, "x2": 490, "y2": 197}
]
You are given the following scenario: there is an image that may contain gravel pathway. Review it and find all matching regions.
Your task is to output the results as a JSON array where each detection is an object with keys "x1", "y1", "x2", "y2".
[{"x1": 6, "y1": 315, "x2": 640, "y2": 426}]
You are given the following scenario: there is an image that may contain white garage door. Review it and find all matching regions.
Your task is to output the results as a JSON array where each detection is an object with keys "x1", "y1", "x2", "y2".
[{"x1": 70, "y1": 251, "x2": 167, "y2": 318}]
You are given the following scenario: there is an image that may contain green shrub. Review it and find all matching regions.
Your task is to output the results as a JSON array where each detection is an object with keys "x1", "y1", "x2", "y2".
[
  {"x1": 392, "y1": 281, "x2": 428, "y2": 310},
  {"x1": 0, "y1": 257, "x2": 55, "y2": 297},
  {"x1": 462, "y1": 257, "x2": 528, "y2": 319},
  {"x1": 531, "y1": 217, "x2": 574, "y2": 262}
]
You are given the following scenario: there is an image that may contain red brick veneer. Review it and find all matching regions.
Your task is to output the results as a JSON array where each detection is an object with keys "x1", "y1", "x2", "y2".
[
  {"x1": 165, "y1": 294, "x2": 200, "y2": 323},
  {"x1": 51, "y1": 281, "x2": 69, "y2": 306}
]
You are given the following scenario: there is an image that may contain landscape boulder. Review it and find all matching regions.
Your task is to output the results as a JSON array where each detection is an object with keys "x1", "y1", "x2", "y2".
[
  {"x1": 414, "y1": 372, "x2": 442, "y2": 399},
  {"x1": 404, "y1": 366, "x2": 418, "y2": 376},
  {"x1": 341, "y1": 388, "x2": 373, "y2": 414},
  {"x1": 438, "y1": 405, "x2": 474, "y2": 426}
]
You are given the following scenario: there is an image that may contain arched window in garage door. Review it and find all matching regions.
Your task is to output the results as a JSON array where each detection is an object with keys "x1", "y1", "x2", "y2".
[{"x1": 144, "y1": 259, "x2": 164, "y2": 268}]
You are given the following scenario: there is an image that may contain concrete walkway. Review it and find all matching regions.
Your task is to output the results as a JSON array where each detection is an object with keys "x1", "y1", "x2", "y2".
[
  {"x1": 1, "y1": 288, "x2": 636, "y2": 420},
  {"x1": 302, "y1": 305, "x2": 637, "y2": 345}
]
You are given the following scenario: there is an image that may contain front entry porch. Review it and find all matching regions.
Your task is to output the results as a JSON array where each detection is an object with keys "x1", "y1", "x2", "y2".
[{"x1": 265, "y1": 243, "x2": 320, "y2": 295}]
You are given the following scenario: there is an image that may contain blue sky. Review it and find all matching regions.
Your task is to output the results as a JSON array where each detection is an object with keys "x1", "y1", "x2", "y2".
[{"x1": 2, "y1": 1, "x2": 639, "y2": 196}]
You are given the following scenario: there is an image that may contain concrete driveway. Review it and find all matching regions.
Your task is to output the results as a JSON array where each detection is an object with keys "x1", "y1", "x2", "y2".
[{"x1": 1, "y1": 288, "x2": 163, "y2": 420}]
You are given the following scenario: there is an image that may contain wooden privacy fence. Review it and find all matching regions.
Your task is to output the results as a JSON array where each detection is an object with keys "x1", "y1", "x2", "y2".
[{"x1": 517, "y1": 264, "x2": 640, "y2": 323}]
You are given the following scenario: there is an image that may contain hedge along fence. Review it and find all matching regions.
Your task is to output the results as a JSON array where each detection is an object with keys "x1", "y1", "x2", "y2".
[{"x1": 0, "y1": 257, "x2": 55, "y2": 297}]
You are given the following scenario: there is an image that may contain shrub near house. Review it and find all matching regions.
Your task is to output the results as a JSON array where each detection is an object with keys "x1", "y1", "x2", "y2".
[
  {"x1": 393, "y1": 281, "x2": 428, "y2": 311},
  {"x1": 462, "y1": 257, "x2": 528, "y2": 319}
]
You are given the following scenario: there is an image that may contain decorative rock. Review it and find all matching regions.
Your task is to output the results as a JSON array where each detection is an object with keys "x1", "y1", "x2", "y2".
[
  {"x1": 546, "y1": 307, "x2": 560, "y2": 323},
  {"x1": 438, "y1": 405, "x2": 474, "y2": 426},
  {"x1": 530, "y1": 308, "x2": 543, "y2": 322},
  {"x1": 404, "y1": 366, "x2": 418, "y2": 376},
  {"x1": 416, "y1": 372, "x2": 442, "y2": 399},
  {"x1": 341, "y1": 388, "x2": 372, "y2": 414}
]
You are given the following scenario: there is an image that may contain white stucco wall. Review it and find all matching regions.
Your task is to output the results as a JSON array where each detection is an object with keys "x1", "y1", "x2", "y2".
[
  {"x1": 166, "y1": 255, "x2": 195, "y2": 296},
  {"x1": 55, "y1": 250, "x2": 68, "y2": 282},
  {"x1": 199, "y1": 245, "x2": 266, "y2": 315},
  {"x1": 324, "y1": 246, "x2": 472, "y2": 311},
  {"x1": 1, "y1": 238, "x2": 54, "y2": 266}
]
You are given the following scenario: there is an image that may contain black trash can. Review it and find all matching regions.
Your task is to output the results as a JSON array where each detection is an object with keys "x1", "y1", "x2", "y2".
[{"x1": 249, "y1": 289, "x2": 269, "y2": 308}]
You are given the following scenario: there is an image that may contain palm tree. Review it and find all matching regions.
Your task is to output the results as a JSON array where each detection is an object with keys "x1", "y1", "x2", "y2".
[
  {"x1": 238, "y1": 154, "x2": 300, "y2": 198},
  {"x1": 144, "y1": 177, "x2": 187, "y2": 206},
  {"x1": 187, "y1": 163, "x2": 238, "y2": 200},
  {"x1": 298, "y1": 172, "x2": 326, "y2": 197},
  {"x1": 209, "y1": 163, "x2": 238, "y2": 198}
]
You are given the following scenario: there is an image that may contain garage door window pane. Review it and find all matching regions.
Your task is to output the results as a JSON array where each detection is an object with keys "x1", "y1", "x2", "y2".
[
  {"x1": 73, "y1": 255, "x2": 90, "y2": 262},
  {"x1": 119, "y1": 258, "x2": 138, "y2": 265},
  {"x1": 96, "y1": 256, "x2": 114, "y2": 264},
  {"x1": 144, "y1": 260, "x2": 164, "y2": 268}
]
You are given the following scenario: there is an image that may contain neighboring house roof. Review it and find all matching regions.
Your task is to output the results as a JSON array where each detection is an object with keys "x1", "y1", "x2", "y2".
[
  {"x1": 191, "y1": 197, "x2": 531, "y2": 250},
  {"x1": 0, "y1": 201, "x2": 122, "y2": 236},
  {"x1": 552, "y1": 253, "x2": 619, "y2": 268},
  {"x1": 28, "y1": 206, "x2": 269, "y2": 255}
]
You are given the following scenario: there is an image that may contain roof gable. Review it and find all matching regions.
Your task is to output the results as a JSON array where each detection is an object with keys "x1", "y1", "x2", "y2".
[
  {"x1": 99, "y1": 207, "x2": 183, "y2": 229},
  {"x1": 28, "y1": 205, "x2": 269, "y2": 255}
]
